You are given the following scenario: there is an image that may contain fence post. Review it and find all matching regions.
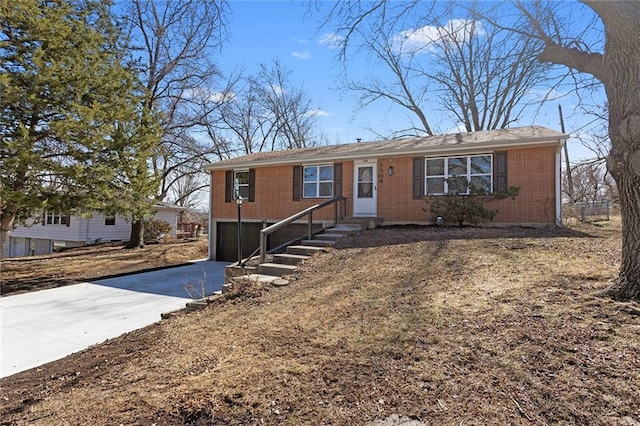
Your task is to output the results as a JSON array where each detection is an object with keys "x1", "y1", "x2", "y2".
[
  {"x1": 606, "y1": 199, "x2": 610, "y2": 221},
  {"x1": 581, "y1": 205, "x2": 586, "y2": 223}
]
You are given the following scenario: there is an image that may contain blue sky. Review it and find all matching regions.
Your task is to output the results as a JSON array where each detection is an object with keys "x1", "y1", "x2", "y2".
[{"x1": 219, "y1": 1, "x2": 606, "y2": 162}]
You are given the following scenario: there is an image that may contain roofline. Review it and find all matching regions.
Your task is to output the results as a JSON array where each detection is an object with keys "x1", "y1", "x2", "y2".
[{"x1": 204, "y1": 135, "x2": 567, "y2": 171}]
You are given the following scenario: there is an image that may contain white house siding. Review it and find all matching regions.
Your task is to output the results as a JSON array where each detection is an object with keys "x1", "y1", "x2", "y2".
[
  {"x1": 9, "y1": 217, "x2": 83, "y2": 242},
  {"x1": 151, "y1": 209, "x2": 180, "y2": 238},
  {"x1": 2, "y1": 207, "x2": 181, "y2": 258},
  {"x1": 81, "y1": 214, "x2": 132, "y2": 243}
]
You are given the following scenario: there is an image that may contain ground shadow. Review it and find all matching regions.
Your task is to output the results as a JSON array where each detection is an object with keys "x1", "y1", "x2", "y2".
[
  {"x1": 87, "y1": 262, "x2": 227, "y2": 299},
  {"x1": 334, "y1": 225, "x2": 600, "y2": 250}
]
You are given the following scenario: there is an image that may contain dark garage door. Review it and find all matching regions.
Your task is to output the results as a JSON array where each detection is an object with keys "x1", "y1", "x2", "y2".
[{"x1": 215, "y1": 221, "x2": 323, "y2": 262}]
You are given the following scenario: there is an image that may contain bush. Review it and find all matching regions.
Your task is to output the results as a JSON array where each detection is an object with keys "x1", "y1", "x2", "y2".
[
  {"x1": 427, "y1": 176, "x2": 519, "y2": 226},
  {"x1": 143, "y1": 219, "x2": 172, "y2": 243}
]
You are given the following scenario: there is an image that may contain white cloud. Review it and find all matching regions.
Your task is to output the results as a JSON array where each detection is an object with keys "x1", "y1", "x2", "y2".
[
  {"x1": 305, "y1": 109, "x2": 330, "y2": 117},
  {"x1": 291, "y1": 50, "x2": 311, "y2": 59},
  {"x1": 393, "y1": 19, "x2": 484, "y2": 55},
  {"x1": 291, "y1": 37, "x2": 310, "y2": 45},
  {"x1": 318, "y1": 32, "x2": 344, "y2": 49},
  {"x1": 184, "y1": 87, "x2": 235, "y2": 103},
  {"x1": 527, "y1": 88, "x2": 567, "y2": 102}
]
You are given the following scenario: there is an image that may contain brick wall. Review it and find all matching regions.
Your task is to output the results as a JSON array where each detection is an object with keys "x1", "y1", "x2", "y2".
[{"x1": 210, "y1": 145, "x2": 558, "y2": 225}]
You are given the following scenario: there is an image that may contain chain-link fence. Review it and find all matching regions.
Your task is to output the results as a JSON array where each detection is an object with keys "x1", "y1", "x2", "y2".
[{"x1": 569, "y1": 200, "x2": 611, "y2": 222}]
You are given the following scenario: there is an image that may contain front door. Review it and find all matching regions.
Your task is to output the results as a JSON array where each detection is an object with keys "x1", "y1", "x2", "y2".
[{"x1": 353, "y1": 160, "x2": 377, "y2": 217}]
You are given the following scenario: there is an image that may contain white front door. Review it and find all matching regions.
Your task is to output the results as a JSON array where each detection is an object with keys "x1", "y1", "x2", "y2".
[{"x1": 353, "y1": 160, "x2": 377, "y2": 216}]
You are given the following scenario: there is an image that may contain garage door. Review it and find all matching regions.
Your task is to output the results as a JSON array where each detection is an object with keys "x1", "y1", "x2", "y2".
[{"x1": 215, "y1": 222, "x2": 323, "y2": 262}]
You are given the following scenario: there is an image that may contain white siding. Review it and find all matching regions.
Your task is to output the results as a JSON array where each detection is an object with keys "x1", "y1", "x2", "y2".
[
  {"x1": 152, "y1": 209, "x2": 180, "y2": 237},
  {"x1": 9, "y1": 217, "x2": 83, "y2": 241},
  {"x1": 81, "y1": 213, "x2": 132, "y2": 243},
  {"x1": 2, "y1": 206, "x2": 182, "y2": 257}
]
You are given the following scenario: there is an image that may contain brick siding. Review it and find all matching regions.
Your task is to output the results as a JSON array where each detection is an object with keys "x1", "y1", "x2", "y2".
[{"x1": 211, "y1": 145, "x2": 558, "y2": 225}]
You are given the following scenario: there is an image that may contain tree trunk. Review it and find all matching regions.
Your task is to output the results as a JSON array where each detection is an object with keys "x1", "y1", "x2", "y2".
[
  {"x1": 600, "y1": 3, "x2": 640, "y2": 301},
  {"x1": 126, "y1": 219, "x2": 145, "y2": 249},
  {"x1": 0, "y1": 207, "x2": 17, "y2": 256},
  {"x1": 535, "y1": 2, "x2": 640, "y2": 301}
]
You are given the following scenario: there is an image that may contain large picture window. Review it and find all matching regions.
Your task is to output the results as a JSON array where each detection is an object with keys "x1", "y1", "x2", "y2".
[
  {"x1": 425, "y1": 154, "x2": 492, "y2": 195},
  {"x1": 303, "y1": 165, "x2": 334, "y2": 198}
]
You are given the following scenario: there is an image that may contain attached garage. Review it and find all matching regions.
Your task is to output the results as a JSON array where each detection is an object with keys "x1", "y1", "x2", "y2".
[{"x1": 214, "y1": 221, "x2": 323, "y2": 262}]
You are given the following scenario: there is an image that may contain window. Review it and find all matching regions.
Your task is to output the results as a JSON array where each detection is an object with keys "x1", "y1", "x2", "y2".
[
  {"x1": 225, "y1": 169, "x2": 255, "y2": 202},
  {"x1": 45, "y1": 211, "x2": 69, "y2": 225},
  {"x1": 303, "y1": 165, "x2": 334, "y2": 198},
  {"x1": 234, "y1": 170, "x2": 249, "y2": 200},
  {"x1": 105, "y1": 215, "x2": 116, "y2": 226},
  {"x1": 425, "y1": 154, "x2": 492, "y2": 195}
]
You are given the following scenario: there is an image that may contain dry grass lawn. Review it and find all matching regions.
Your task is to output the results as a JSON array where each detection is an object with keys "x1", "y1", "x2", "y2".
[
  {"x1": 1, "y1": 219, "x2": 639, "y2": 425},
  {"x1": 1, "y1": 239, "x2": 209, "y2": 296}
]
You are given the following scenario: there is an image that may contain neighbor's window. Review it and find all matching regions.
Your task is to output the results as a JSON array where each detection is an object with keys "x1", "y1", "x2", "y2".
[
  {"x1": 45, "y1": 211, "x2": 69, "y2": 225},
  {"x1": 105, "y1": 215, "x2": 116, "y2": 226},
  {"x1": 425, "y1": 154, "x2": 492, "y2": 195},
  {"x1": 303, "y1": 165, "x2": 334, "y2": 198},
  {"x1": 234, "y1": 170, "x2": 249, "y2": 200}
]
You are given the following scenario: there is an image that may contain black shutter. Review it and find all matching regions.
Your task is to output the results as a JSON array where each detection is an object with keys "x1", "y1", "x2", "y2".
[
  {"x1": 413, "y1": 157, "x2": 424, "y2": 198},
  {"x1": 333, "y1": 162, "x2": 343, "y2": 197},
  {"x1": 494, "y1": 152, "x2": 508, "y2": 193},
  {"x1": 248, "y1": 169, "x2": 256, "y2": 202},
  {"x1": 293, "y1": 166, "x2": 301, "y2": 201},
  {"x1": 225, "y1": 170, "x2": 233, "y2": 202}
]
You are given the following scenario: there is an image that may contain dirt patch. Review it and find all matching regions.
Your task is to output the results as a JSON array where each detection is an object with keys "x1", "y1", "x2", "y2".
[
  {"x1": 2, "y1": 219, "x2": 639, "y2": 425},
  {"x1": 1, "y1": 239, "x2": 208, "y2": 296}
]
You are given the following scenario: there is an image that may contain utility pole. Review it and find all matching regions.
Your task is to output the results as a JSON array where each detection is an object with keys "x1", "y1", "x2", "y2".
[{"x1": 558, "y1": 105, "x2": 574, "y2": 205}]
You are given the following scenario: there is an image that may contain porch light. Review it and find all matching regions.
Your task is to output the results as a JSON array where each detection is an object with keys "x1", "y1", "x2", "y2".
[{"x1": 388, "y1": 166, "x2": 394, "y2": 176}]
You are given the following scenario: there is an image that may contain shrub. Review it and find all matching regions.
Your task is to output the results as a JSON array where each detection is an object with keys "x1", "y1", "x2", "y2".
[
  {"x1": 427, "y1": 176, "x2": 519, "y2": 226},
  {"x1": 143, "y1": 219, "x2": 172, "y2": 243}
]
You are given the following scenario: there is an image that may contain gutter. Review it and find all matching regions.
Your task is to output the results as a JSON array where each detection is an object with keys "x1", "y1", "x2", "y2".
[
  {"x1": 204, "y1": 137, "x2": 565, "y2": 171},
  {"x1": 555, "y1": 141, "x2": 565, "y2": 228}
]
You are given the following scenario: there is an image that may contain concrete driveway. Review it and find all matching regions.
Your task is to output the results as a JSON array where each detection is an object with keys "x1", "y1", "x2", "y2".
[{"x1": 0, "y1": 260, "x2": 227, "y2": 378}]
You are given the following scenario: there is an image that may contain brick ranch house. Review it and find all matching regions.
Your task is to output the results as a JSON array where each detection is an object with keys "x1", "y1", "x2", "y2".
[{"x1": 205, "y1": 126, "x2": 568, "y2": 261}]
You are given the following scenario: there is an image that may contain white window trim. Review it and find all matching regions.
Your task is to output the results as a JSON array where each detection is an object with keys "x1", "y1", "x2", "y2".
[
  {"x1": 233, "y1": 169, "x2": 249, "y2": 200},
  {"x1": 425, "y1": 154, "x2": 493, "y2": 195},
  {"x1": 303, "y1": 164, "x2": 334, "y2": 198},
  {"x1": 104, "y1": 215, "x2": 116, "y2": 226},
  {"x1": 45, "y1": 211, "x2": 69, "y2": 226}
]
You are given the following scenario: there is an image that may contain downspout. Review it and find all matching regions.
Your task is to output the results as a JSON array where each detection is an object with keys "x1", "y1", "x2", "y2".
[
  {"x1": 555, "y1": 140, "x2": 565, "y2": 228},
  {"x1": 207, "y1": 171, "x2": 215, "y2": 260}
]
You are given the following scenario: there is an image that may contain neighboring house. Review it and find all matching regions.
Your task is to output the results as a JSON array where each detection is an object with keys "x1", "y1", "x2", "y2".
[
  {"x1": 2, "y1": 202, "x2": 185, "y2": 258},
  {"x1": 205, "y1": 126, "x2": 567, "y2": 261}
]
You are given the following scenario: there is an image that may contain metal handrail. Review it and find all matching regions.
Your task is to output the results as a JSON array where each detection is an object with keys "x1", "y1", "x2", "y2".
[{"x1": 259, "y1": 196, "x2": 346, "y2": 263}]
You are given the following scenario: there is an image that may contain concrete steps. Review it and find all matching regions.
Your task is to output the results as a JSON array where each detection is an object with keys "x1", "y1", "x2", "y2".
[
  {"x1": 224, "y1": 223, "x2": 361, "y2": 290},
  {"x1": 272, "y1": 253, "x2": 310, "y2": 265},
  {"x1": 257, "y1": 262, "x2": 297, "y2": 277}
]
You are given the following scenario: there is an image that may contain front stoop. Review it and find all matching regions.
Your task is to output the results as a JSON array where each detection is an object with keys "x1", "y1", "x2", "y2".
[
  {"x1": 258, "y1": 262, "x2": 297, "y2": 277},
  {"x1": 225, "y1": 223, "x2": 361, "y2": 288},
  {"x1": 273, "y1": 253, "x2": 310, "y2": 265}
]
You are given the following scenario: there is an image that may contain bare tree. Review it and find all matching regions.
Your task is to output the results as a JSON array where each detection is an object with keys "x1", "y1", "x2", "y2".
[
  {"x1": 508, "y1": 1, "x2": 640, "y2": 300},
  {"x1": 320, "y1": 1, "x2": 552, "y2": 136},
  {"x1": 117, "y1": 0, "x2": 228, "y2": 247},
  {"x1": 565, "y1": 160, "x2": 612, "y2": 203},
  {"x1": 167, "y1": 169, "x2": 208, "y2": 209},
  {"x1": 198, "y1": 61, "x2": 326, "y2": 155}
]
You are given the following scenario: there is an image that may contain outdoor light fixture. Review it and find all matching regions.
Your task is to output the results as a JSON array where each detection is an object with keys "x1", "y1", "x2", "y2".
[
  {"x1": 388, "y1": 166, "x2": 394, "y2": 176},
  {"x1": 236, "y1": 196, "x2": 243, "y2": 265}
]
